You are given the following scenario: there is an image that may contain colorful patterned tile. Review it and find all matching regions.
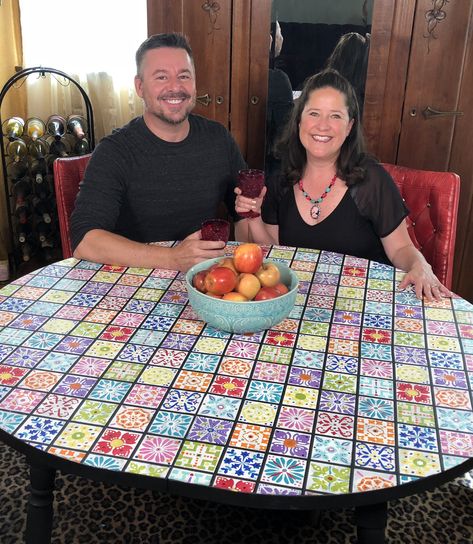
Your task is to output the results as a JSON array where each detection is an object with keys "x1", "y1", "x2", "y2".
[
  {"x1": 173, "y1": 370, "x2": 213, "y2": 393},
  {"x1": 149, "y1": 410, "x2": 193, "y2": 437},
  {"x1": 0, "y1": 365, "x2": 29, "y2": 386},
  {"x1": 218, "y1": 447, "x2": 264, "y2": 480},
  {"x1": 0, "y1": 388, "x2": 45, "y2": 413},
  {"x1": 315, "y1": 412, "x2": 354, "y2": 439},
  {"x1": 20, "y1": 370, "x2": 61, "y2": 392},
  {"x1": 133, "y1": 435, "x2": 181, "y2": 465},
  {"x1": 175, "y1": 440, "x2": 222, "y2": 472},
  {"x1": 360, "y1": 359, "x2": 393, "y2": 379},
  {"x1": 258, "y1": 345, "x2": 293, "y2": 365},
  {"x1": 439, "y1": 429, "x2": 473, "y2": 456},
  {"x1": 71, "y1": 357, "x2": 111, "y2": 377},
  {"x1": 356, "y1": 418, "x2": 395, "y2": 445},
  {"x1": 358, "y1": 396, "x2": 394, "y2": 420},
  {"x1": 125, "y1": 384, "x2": 166, "y2": 409},
  {"x1": 398, "y1": 423, "x2": 438, "y2": 451},
  {"x1": 355, "y1": 442, "x2": 396, "y2": 471},
  {"x1": 103, "y1": 361, "x2": 144, "y2": 382},
  {"x1": 209, "y1": 375, "x2": 248, "y2": 398},
  {"x1": 359, "y1": 377, "x2": 393, "y2": 399},
  {"x1": 352, "y1": 469, "x2": 396, "y2": 493},
  {"x1": 88, "y1": 379, "x2": 131, "y2": 402},
  {"x1": 84, "y1": 454, "x2": 127, "y2": 471},
  {"x1": 239, "y1": 400, "x2": 277, "y2": 426},
  {"x1": 323, "y1": 372, "x2": 357, "y2": 394},
  {"x1": 150, "y1": 348, "x2": 187, "y2": 368},
  {"x1": 398, "y1": 449, "x2": 440, "y2": 477},
  {"x1": 283, "y1": 386, "x2": 319, "y2": 409},
  {"x1": 85, "y1": 340, "x2": 123, "y2": 359},
  {"x1": 161, "y1": 389, "x2": 203, "y2": 414},
  {"x1": 183, "y1": 352, "x2": 220, "y2": 373},
  {"x1": 437, "y1": 407, "x2": 473, "y2": 433},
  {"x1": 54, "y1": 422, "x2": 102, "y2": 451},
  {"x1": 269, "y1": 429, "x2": 311, "y2": 458},
  {"x1": 311, "y1": 435, "x2": 352, "y2": 465},
  {"x1": 0, "y1": 410, "x2": 26, "y2": 433},
  {"x1": 72, "y1": 400, "x2": 117, "y2": 425},
  {"x1": 198, "y1": 394, "x2": 241, "y2": 420},
  {"x1": 213, "y1": 476, "x2": 255, "y2": 493},
  {"x1": 434, "y1": 387, "x2": 471, "y2": 409},
  {"x1": 15, "y1": 415, "x2": 65, "y2": 444},
  {"x1": 306, "y1": 462, "x2": 350, "y2": 493},
  {"x1": 319, "y1": 390, "x2": 356, "y2": 415},
  {"x1": 126, "y1": 460, "x2": 169, "y2": 478},
  {"x1": 186, "y1": 416, "x2": 233, "y2": 445},
  {"x1": 395, "y1": 364, "x2": 430, "y2": 384}
]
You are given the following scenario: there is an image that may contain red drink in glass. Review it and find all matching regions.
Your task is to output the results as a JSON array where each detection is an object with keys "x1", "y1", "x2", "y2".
[
  {"x1": 237, "y1": 169, "x2": 265, "y2": 218},
  {"x1": 201, "y1": 219, "x2": 230, "y2": 242}
]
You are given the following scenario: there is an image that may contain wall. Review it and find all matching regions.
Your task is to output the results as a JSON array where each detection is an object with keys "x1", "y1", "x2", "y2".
[
  {"x1": 0, "y1": 0, "x2": 26, "y2": 263},
  {"x1": 272, "y1": 0, "x2": 374, "y2": 25}
]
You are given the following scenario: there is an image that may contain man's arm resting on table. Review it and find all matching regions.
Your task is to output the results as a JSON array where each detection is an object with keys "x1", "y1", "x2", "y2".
[{"x1": 73, "y1": 229, "x2": 226, "y2": 272}]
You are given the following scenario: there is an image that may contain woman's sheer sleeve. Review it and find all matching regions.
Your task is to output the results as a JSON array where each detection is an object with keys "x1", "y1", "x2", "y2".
[{"x1": 350, "y1": 161, "x2": 409, "y2": 238}]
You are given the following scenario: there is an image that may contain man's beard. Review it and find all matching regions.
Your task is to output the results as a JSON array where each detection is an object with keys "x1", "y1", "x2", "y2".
[{"x1": 154, "y1": 93, "x2": 196, "y2": 125}]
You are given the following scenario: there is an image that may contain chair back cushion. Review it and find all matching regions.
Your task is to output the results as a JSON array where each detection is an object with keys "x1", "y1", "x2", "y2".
[
  {"x1": 381, "y1": 163, "x2": 460, "y2": 290},
  {"x1": 53, "y1": 154, "x2": 91, "y2": 259}
]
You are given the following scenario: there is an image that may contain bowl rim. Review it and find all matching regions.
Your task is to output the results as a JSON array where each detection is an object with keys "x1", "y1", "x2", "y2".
[{"x1": 185, "y1": 257, "x2": 299, "y2": 304}]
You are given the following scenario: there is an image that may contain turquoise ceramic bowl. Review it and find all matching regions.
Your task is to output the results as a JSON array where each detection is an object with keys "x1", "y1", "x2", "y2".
[{"x1": 185, "y1": 258, "x2": 299, "y2": 334}]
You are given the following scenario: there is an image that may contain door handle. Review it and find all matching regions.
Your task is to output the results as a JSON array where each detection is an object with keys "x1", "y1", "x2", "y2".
[
  {"x1": 196, "y1": 93, "x2": 212, "y2": 107},
  {"x1": 422, "y1": 105, "x2": 463, "y2": 119}
]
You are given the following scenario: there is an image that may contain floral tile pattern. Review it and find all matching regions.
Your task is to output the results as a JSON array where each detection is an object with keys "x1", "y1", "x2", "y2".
[{"x1": 0, "y1": 245, "x2": 473, "y2": 502}]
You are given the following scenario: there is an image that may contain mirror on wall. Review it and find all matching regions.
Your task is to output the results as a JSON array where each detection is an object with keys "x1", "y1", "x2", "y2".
[{"x1": 265, "y1": 0, "x2": 373, "y2": 171}]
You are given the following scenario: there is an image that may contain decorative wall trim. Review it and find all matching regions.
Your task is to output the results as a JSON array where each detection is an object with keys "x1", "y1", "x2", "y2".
[
  {"x1": 202, "y1": 1, "x2": 221, "y2": 34},
  {"x1": 424, "y1": 0, "x2": 449, "y2": 52}
]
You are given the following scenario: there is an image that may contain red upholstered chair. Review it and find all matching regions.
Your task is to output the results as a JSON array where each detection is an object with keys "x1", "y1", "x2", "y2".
[
  {"x1": 381, "y1": 163, "x2": 460, "y2": 290},
  {"x1": 53, "y1": 154, "x2": 91, "y2": 259}
]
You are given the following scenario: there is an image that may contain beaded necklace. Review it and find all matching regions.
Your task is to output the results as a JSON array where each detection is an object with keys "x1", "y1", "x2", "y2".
[{"x1": 298, "y1": 173, "x2": 337, "y2": 220}]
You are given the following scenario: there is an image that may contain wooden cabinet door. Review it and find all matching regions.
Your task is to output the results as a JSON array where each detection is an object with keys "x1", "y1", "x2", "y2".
[
  {"x1": 147, "y1": 0, "x2": 232, "y2": 129},
  {"x1": 366, "y1": 0, "x2": 473, "y2": 301},
  {"x1": 146, "y1": 0, "x2": 270, "y2": 168},
  {"x1": 395, "y1": 0, "x2": 473, "y2": 301}
]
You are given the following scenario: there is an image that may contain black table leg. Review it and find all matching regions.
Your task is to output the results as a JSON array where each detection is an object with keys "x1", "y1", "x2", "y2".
[
  {"x1": 25, "y1": 463, "x2": 56, "y2": 544},
  {"x1": 355, "y1": 501, "x2": 387, "y2": 544}
]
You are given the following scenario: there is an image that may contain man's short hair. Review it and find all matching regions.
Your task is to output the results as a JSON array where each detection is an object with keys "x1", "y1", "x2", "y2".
[{"x1": 135, "y1": 33, "x2": 194, "y2": 76}]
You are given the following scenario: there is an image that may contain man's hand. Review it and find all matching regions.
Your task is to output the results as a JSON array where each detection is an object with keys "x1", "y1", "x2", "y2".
[{"x1": 169, "y1": 230, "x2": 226, "y2": 272}]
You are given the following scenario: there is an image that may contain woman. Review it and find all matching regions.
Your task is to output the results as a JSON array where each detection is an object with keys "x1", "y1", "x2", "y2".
[{"x1": 235, "y1": 69, "x2": 450, "y2": 301}]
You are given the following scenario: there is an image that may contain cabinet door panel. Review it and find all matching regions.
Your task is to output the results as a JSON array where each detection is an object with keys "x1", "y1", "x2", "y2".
[{"x1": 147, "y1": 0, "x2": 232, "y2": 128}]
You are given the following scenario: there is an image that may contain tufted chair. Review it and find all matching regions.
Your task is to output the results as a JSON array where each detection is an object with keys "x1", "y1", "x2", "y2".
[
  {"x1": 53, "y1": 154, "x2": 91, "y2": 259},
  {"x1": 381, "y1": 163, "x2": 460, "y2": 290}
]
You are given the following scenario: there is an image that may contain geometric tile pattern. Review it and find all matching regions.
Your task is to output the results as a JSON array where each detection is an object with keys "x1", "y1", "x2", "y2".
[{"x1": 1, "y1": 244, "x2": 473, "y2": 497}]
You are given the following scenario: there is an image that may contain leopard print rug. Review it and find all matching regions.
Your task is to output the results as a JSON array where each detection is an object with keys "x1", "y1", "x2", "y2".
[{"x1": 1, "y1": 442, "x2": 473, "y2": 543}]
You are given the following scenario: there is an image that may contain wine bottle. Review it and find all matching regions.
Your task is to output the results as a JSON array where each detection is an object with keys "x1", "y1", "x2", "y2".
[
  {"x1": 30, "y1": 159, "x2": 47, "y2": 184},
  {"x1": 7, "y1": 139, "x2": 28, "y2": 162},
  {"x1": 36, "y1": 220, "x2": 52, "y2": 243},
  {"x1": 32, "y1": 196, "x2": 52, "y2": 224},
  {"x1": 2, "y1": 117, "x2": 24, "y2": 140},
  {"x1": 46, "y1": 114, "x2": 66, "y2": 140},
  {"x1": 6, "y1": 159, "x2": 28, "y2": 181},
  {"x1": 24, "y1": 117, "x2": 46, "y2": 141},
  {"x1": 12, "y1": 177, "x2": 32, "y2": 202},
  {"x1": 15, "y1": 200, "x2": 31, "y2": 224},
  {"x1": 67, "y1": 115, "x2": 87, "y2": 139},
  {"x1": 20, "y1": 241, "x2": 33, "y2": 262},
  {"x1": 74, "y1": 137, "x2": 90, "y2": 155},
  {"x1": 28, "y1": 137, "x2": 50, "y2": 160},
  {"x1": 45, "y1": 135, "x2": 71, "y2": 157},
  {"x1": 17, "y1": 222, "x2": 32, "y2": 244}
]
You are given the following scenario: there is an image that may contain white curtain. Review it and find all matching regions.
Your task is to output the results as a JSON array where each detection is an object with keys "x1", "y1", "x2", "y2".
[{"x1": 19, "y1": 0, "x2": 147, "y2": 143}]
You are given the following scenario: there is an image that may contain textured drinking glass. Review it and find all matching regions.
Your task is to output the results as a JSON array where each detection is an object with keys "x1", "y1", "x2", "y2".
[
  {"x1": 201, "y1": 219, "x2": 230, "y2": 242},
  {"x1": 237, "y1": 169, "x2": 265, "y2": 218}
]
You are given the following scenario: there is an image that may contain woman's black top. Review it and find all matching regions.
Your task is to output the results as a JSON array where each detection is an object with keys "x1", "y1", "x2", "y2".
[{"x1": 261, "y1": 159, "x2": 409, "y2": 265}]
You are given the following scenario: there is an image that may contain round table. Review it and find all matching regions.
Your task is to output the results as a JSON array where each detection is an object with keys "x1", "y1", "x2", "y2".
[{"x1": 0, "y1": 243, "x2": 472, "y2": 543}]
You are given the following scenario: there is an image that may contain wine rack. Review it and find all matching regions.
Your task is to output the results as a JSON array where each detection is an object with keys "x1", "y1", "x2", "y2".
[{"x1": 0, "y1": 67, "x2": 95, "y2": 276}]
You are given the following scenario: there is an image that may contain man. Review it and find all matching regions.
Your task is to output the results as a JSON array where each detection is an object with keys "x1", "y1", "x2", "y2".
[{"x1": 71, "y1": 33, "x2": 246, "y2": 271}]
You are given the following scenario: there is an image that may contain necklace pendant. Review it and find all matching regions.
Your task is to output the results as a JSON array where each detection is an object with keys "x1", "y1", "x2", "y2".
[{"x1": 310, "y1": 204, "x2": 320, "y2": 220}]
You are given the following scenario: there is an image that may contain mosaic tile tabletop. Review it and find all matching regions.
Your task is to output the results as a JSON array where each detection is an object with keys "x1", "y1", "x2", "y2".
[{"x1": 1, "y1": 243, "x2": 473, "y2": 499}]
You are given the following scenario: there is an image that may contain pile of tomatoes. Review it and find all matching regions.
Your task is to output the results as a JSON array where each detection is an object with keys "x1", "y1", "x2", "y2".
[{"x1": 192, "y1": 243, "x2": 289, "y2": 301}]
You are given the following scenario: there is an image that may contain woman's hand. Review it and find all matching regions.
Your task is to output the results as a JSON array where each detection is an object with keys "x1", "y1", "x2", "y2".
[
  {"x1": 398, "y1": 261, "x2": 452, "y2": 301},
  {"x1": 235, "y1": 186, "x2": 267, "y2": 217}
]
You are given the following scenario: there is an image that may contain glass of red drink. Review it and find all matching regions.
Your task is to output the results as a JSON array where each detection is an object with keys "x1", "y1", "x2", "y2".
[
  {"x1": 237, "y1": 169, "x2": 265, "y2": 218},
  {"x1": 201, "y1": 219, "x2": 230, "y2": 243}
]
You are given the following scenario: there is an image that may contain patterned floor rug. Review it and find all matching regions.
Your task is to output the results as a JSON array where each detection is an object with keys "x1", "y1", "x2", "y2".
[{"x1": 1, "y1": 441, "x2": 473, "y2": 544}]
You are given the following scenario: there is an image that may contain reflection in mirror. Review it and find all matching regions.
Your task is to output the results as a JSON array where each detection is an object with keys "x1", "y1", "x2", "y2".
[{"x1": 265, "y1": 0, "x2": 373, "y2": 172}]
